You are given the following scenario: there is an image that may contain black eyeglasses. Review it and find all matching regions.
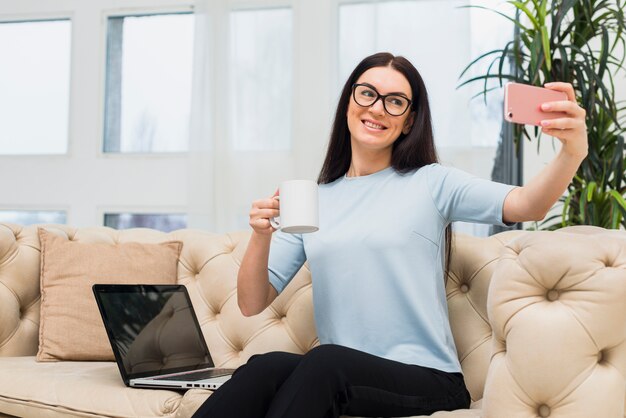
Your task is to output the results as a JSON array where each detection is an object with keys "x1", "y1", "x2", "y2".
[{"x1": 351, "y1": 83, "x2": 412, "y2": 116}]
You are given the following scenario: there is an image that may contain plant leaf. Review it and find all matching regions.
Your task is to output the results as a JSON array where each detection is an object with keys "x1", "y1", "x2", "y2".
[
  {"x1": 498, "y1": 41, "x2": 516, "y2": 86},
  {"x1": 508, "y1": 1, "x2": 541, "y2": 29},
  {"x1": 586, "y1": 181, "x2": 597, "y2": 202},
  {"x1": 597, "y1": 26, "x2": 610, "y2": 81},
  {"x1": 609, "y1": 190, "x2": 626, "y2": 212},
  {"x1": 611, "y1": 200, "x2": 622, "y2": 229},
  {"x1": 469, "y1": 86, "x2": 501, "y2": 102},
  {"x1": 457, "y1": 5, "x2": 530, "y2": 32},
  {"x1": 458, "y1": 49, "x2": 506, "y2": 81},
  {"x1": 579, "y1": 190, "x2": 587, "y2": 222},
  {"x1": 541, "y1": 26, "x2": 552, "y2": 71},
  {"x1": 562, "y1": 192, "x2": 573, "y2": 225},
  {"x1": 611, "y1": 135, "x2": 624, "y2": 190},
  {"x1": 456, "y1": 74, "x2": 516, "y2": 90},
  {"x1": 553, "y1": 0, "x2": 578, "y2": 39}
]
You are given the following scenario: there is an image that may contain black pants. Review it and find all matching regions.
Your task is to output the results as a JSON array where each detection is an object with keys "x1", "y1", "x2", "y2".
[{"x1": 192, "y1": 344, "x2": 471, "y2": 418}]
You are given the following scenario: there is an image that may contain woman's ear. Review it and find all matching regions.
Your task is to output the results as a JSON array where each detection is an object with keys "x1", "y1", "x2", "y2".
[{"x1": 402, "y1": 112, "x2": 415, "y2": 135}]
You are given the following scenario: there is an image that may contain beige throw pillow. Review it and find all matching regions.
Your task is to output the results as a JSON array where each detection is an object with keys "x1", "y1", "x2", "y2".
[{"x1": 37, "y1": 228, "x2": 182, "y2": 362}]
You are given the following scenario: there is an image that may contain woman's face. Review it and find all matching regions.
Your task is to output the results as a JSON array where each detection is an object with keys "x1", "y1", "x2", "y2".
[{"x1": 347, "y1": 66, "x2": 415, "y2": 154}]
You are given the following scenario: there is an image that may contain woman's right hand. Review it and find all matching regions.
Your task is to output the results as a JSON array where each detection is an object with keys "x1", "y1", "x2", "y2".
[{"x1": 249, "y1": 191, "x2": 280, "y2": 236}]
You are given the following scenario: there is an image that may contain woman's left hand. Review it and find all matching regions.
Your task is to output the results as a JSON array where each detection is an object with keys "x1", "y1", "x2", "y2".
[{"x1": 540, "y1": 82, "x2": 588, "y2": 159}]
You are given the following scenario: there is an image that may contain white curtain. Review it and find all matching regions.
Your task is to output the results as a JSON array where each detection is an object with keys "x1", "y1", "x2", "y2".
[
  {"x1": 188, "y1": 0, "x2": 332, "y2": 233},
  {"x1": 187, "y1": 0, "x2": 215, "y2": 231}
]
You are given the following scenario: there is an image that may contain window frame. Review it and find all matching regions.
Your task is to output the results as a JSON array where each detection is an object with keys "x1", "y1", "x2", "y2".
[{"x1": 99, "y1": 5, "x2": 194, "y2": 157}]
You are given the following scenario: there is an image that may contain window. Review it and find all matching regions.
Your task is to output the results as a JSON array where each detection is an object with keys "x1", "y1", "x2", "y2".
[
  {"x1": 229, "y1": 8, "x2": 292, "y2": 151},
  {"x1": 338, "y1": 0, "x2": 512, "y2": 148},
  {"x1": 103, "y1": 13, "x2": 194, "y2": 153},
  {"x1": 0, "y1": 210, "x2": 66, "y2": 225},
  {"x1": 104, "y1": 213, "x2": 187, "y2": 232},
  {"x1": 0, "y1": 19, "x2": 71, "y2": 155},
  {"x1": 467, "y1": 0, "x2": 515, "y2": 147}
]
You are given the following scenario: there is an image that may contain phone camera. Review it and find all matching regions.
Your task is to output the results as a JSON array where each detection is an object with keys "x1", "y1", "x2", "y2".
[{"x1": 507, "y1": 112, "x2": 513, "y2": 118}]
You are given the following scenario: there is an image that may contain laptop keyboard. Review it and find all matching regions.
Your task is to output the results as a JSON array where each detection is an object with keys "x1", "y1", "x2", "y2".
[{"x1": 153, "y1": 368, "x2": 235, "y2": 381}]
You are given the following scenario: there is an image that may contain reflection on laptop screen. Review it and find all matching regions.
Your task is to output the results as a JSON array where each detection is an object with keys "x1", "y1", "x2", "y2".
[{"x1": 98, "y1": 288, "x2": 212, "y2": 376}]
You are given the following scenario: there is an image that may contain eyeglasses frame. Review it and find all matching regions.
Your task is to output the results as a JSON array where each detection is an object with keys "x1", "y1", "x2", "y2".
[{"x1": 351, "y1": 83, "x2": 413, "y2": 116}]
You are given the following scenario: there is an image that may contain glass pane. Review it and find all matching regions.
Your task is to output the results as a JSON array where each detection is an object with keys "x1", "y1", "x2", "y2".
[
  {"x1": 468, "y1": 0, "x2": 516, "y2": 147},
  {"x1": 338, "y1": 1, "x2": 512, "y2": 148},
  {"x1": 0, "y1": 210, "x2": 66, "y2": 225},
  {"x1": 104, "y1": 213, "x2": 187, "y2": 232},
  {"x1": 104, "y1": 14, "x2": 194, "y2": 153},
  {"x1": 230, "y1": 8, "x2": 292, "y2": 151},
  {"x1": 0, "y1": 20, "x2": 71, "y2": 155}
]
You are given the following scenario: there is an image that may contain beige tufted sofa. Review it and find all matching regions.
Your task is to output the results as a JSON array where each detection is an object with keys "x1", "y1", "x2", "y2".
[{"x1": 0, "y1": 223, "x2": 625, "y2": 418}]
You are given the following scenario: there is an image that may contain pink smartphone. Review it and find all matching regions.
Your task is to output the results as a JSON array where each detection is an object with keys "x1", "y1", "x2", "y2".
[{"x1": 504, "y1": 82, "x2": 568, "y2": 126}]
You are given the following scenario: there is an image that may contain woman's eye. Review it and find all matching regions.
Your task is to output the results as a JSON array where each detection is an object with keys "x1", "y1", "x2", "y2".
[
  {"x1": 388, "y1": 97, "x2": 405, "y2": 107},
  {"x1": 361, "y1": 89, "x2": 375, "y2": 97}
]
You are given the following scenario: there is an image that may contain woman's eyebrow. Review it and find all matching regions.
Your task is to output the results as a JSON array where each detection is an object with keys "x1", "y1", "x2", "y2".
[{"x1": 360, "y1": 82, "x2": 410, "y2": 98}]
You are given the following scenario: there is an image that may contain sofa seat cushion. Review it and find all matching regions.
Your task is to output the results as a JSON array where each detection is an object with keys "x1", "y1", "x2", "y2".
[
  {"x1": 0, "y1": 356, "x2": 210, "y2": 417},
  {"x1": 0, "y1": 358, "x2": 483, "y2": 418},
  {"x1": 343, "y1": 403, "x2": 482, "y2": 418}
]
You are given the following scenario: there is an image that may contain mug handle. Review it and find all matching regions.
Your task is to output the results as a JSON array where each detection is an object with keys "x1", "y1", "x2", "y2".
[{"x1": 269, "y1": 195, "x2": 281, "y2": 230}]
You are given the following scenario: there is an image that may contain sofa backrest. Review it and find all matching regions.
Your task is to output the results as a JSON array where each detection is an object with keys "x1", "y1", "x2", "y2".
[
  {"x1": 445, "y1": 230, "x2": 526, "y2": 400},
  {"x1": 0, "y1": 224, "x2": 318, "y2": 364},
  {"x1": 0, "y1": 223, "x2": 527, "y2": 401}
]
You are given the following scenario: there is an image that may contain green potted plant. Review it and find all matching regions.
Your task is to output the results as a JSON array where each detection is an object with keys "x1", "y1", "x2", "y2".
[{"x1": 459, "y1": 0, "x2": 626, "y2": 229}]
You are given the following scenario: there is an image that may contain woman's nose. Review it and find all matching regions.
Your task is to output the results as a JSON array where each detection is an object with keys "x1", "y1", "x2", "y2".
[{"x1": 368, "y1": 98, "x2": 386, "y2": 115}]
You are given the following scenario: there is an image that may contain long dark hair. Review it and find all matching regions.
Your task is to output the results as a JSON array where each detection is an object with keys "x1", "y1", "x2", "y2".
[{"x1": 317, "y1": 52, "x2": 453, "y2": 283}]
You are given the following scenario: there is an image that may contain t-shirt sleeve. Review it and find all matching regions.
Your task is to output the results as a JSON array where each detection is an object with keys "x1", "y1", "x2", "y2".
[
  {"x1": 426, "y1": 163, "x2": 518, "y2": 226},
  {"x1": 267, "y1": 231, "x2": 307, "y2": 294}
]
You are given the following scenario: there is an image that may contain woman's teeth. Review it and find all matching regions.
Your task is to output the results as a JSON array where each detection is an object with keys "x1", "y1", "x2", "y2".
[{"x1": 363, "y1": 120, "x2": 385, "y2": 130}]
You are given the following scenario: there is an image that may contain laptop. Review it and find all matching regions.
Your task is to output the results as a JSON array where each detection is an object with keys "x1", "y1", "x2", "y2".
[{"x1": 93, "y1": 284, "x2": 235, "y2": 390}]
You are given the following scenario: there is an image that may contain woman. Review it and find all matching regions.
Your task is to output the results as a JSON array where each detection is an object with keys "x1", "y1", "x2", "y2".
[{"x1": 193, "y1": 52, "x2": 588, "y2": 418}]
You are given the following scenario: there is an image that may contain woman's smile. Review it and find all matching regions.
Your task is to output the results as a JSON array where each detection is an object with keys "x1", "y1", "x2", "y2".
[{"x1": 362, "y1": 119, "x2": 387, "y2": 131}]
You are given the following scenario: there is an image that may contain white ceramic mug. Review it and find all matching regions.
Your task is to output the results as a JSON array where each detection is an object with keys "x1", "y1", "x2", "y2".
[{"x1": 270, "y1": 180, "x2": 319, "y2": 234}]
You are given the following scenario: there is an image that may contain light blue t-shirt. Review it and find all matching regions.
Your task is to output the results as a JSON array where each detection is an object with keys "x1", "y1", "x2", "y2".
[{"x1": 267, "y1": 163, "x2": 517, "y2": 373}]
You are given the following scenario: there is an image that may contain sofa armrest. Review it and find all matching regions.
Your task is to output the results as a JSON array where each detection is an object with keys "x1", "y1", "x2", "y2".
[
  {"x1": 483, "y1": 227, "x2": 626, "y2": 418},
  {"x1": 0, "y1": 224, "x2": 41, "y2": 357}
]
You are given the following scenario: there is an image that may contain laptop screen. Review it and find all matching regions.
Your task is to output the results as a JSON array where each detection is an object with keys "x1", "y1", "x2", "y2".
[{"x1": 94, "y1": 284, "x2": 214, "y2": 381}]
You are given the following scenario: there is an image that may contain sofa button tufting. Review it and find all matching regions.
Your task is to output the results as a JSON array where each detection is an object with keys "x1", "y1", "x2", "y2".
[
  {"x1": 598, "y1": 350, "x2": 604, "y2": 363},
  {"x1": 546, "y1": 289, "x2": 559, "y2": 301},
  {"x1": 459, "y1": 284, "x2": 469, "y2": 293},
  {"x1": 538, "y1": 404, "x2": 551, "y2": 417}
]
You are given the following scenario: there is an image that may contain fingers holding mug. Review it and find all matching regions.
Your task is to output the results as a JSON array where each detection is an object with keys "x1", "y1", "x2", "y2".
[
  {"x1": 269, "y1": 195, "x2": 281, "y2": 231},
  {"x1": 249, "y1": 197, "x2": 280, "y2": 235}
]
